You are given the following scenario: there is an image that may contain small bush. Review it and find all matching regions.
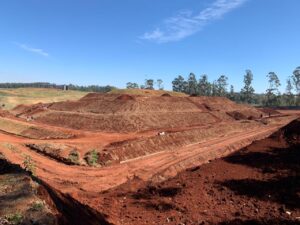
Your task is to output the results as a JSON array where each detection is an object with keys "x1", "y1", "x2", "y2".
[
  {"x1": 22, "y1": 155, "x2": 36, "y2": 176},
  {"x1": 68, "y1": 150, "x2": 80, "y2": 164},
  {"x1": 84, "y1": 149, "x2": 99, "y2": 166},
  {"x1": 31, "y1": 200, "x2": 45, "y2": 211},
  {"x1": 5, "y1": 212, "x2": 23, "y2": 225}
]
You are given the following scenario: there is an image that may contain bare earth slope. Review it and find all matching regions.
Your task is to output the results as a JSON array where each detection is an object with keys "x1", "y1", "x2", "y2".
[
  {"x1": 0, "y1": 93, "x2": 298, "y2": 224},
  {"x1": 95, "y1": 118, "x2": 300, "y2": 225}
]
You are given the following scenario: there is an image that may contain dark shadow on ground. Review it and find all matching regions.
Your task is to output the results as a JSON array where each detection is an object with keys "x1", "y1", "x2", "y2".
[
  {"x1": 131, "y1": 186, "x2": 181, "y2": 200},
  {"x1": 218, "y1": 218, "x2": 300, "y2": 225}
]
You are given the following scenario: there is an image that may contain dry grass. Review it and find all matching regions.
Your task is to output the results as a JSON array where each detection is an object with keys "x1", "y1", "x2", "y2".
[
  {"x1": 0, "y1": 117, "x2": 32, "y2": 135},
  {"x1": 0, "y1": 88, "x2": 87, "y2": 110}
]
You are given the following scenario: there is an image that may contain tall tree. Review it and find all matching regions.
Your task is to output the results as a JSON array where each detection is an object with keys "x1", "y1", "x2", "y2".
[
  {"x1": 228, "y1": 85, "x2": 235, "y2": 101},
  {"x1": 292, "y1": 66, "x2": 300, "y2": 105},
  {"x1": 265, "y1": 72, "x2": 281, "y2": 106},
  {"x1": 211, "y1": 81, "x2": 218, "y2": 96},
  {"x1": 145, "y1": 79, "x2": 154, "y2": 90},
  {"x1": 157, "y1": 79, "x2": 164, "y2": 90},
  {"x1": 172, "y1": 75, "x2": 185, "y2": 92},
  {"x1": 198, "y1": 74, "x2": 210, "y2": 96},
  {"x1": 240, "y1": 70, "x2": 255, "y2": 104},
  {"x1": 126, "y1": 82, "x2": 139, "y2": 89},
  {"x1": 187, "y1": 73, "x2": 198, "y2": 95},
  {"x1": 283, "y1": 77, "x2": 294, "y2": 106},
  {"x1": 216, "y1": 75, "x2": 228, "y2": 96}
]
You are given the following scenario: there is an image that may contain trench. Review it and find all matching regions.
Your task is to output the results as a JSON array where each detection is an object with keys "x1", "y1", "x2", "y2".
[{"x1": 0, "y1": 158, "x2": 112, "y2": 225}]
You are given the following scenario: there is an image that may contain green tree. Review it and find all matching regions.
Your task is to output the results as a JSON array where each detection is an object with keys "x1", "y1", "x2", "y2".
[
  {"x1": 187, "y1": 73, "x2": 198, "y2": 95},
  {"x1": 157, "y1": 79, "x2": 164, "y2": 90},
  {"x1": 265, "y1": 72, "x2": 281, "y2": 106},
  {"x1": 292, "y1": 66, "x2": 300, "y2": 105},
  {"x1": 126, "y1": 82, "x2": 139, "y2": 89},
  {"x1": 228, "y1": 85, "x2": 235, "y2": 101},
  {"x1": 211, "y1": 81, "x2": 218, "y2": 96},
  {"x1": 198, "y1": 74, "x2": 210, "y2": 96},
  {"x1": 216, "y1": 75, "x2": 228, "y2": 96},
  {"x1": 240, "y1": 70, "x2": 255, "y2": 104},
  {"x1": 283, "y1": 77, "x2": 294, "y2": 106},
  {"x1": 172, "y1": 75, "x2": 185, "y2": 92},
  {"x1": 145, "y1": 79, "x2": 154, "y2": 90}
]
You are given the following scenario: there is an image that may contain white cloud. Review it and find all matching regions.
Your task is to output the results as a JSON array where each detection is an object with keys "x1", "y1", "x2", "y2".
[
  {"x1": 141, "y1": 0, "x2": 248, "y2": 43},
  {"x1": 14, "y1": 42, "x2": 49, "y2": 57}
]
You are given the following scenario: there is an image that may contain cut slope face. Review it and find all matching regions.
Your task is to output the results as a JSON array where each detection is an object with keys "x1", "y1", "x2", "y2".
[
  {"x1": 97, "y1": 118, "x2": 300, "y2": 225},
  {"x1": 14, "y1": 94, "x2": 264, "y2": 133}
]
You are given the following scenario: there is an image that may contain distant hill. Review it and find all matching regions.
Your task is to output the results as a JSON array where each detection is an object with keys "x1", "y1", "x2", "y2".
[{"x1": 0, "y1": 88, "x2": 86, "y2": 110}]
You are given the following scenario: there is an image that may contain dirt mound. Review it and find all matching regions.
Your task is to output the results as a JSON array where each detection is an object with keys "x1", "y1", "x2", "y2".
[
  {"x1": 14, "y1": 94, "x2": 264, "y2": 133},
  {"x1": 258, "y1": 107, "x2": 281, "y2": 116},
  {"x1": 97, "y1": 118, "x2": 300, "y2": 225},
  {"x1": 115, "y1": 94, "x2": 135, "y2": 101},
  {"x1": 161, "y1": 93, "x2": 171, "y2": 97},
  {"x1": 272, "y1": 118, "x2": 300, "y2": 145}
]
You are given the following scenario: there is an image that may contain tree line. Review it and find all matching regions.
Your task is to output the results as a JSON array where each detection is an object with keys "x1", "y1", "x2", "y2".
[
  {"x1": 126, "y1": 79, "x2": 164, "y2": 90},
  {"x1": 0, "y1": 82, "x2": 115, "y2": 93},
  {"x1": 170, "y1": 66, "x2": 300, "y2": 106}
]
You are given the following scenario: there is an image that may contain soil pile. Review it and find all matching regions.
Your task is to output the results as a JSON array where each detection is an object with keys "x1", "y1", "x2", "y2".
[
  {"x1": 97, "y1": 118, "x2": 300, "y2": 225},
  {"x1": 258, "y1": 107, "x2": 281, "y2": 116},
  {"x1": 13, "y1": 94, "x2": 265, "y2": 133}
]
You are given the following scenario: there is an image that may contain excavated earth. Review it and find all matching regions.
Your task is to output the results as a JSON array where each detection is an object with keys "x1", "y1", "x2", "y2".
[{"x1": 0, "y1": 93, "x2": 299, "y2": 224}]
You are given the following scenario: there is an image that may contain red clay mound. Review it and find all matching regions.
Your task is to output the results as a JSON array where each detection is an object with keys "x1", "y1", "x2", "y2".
[
  {"x1": 97, "y1": 118, "x2": 300, "y2": 225},
  {"x1": 161, "y1": 93, "x2": 171, "y2": 97},
  {"x1": 15, "y1": 94, "x2": 264, "y2": 133},
  {"x1": 116, "y1": 94, "x2": 135, "y2": 101}
]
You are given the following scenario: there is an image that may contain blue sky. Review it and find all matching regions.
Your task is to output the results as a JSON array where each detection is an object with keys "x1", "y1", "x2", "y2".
[{"x1": 0, "y1": 0, "x2": 299, "y2": 93}]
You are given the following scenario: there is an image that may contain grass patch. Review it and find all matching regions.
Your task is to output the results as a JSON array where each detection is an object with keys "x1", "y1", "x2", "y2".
[
  {"x1": 0, "y1": 117, "x2": 32, "y2": 135},
  {"x1": 5, "y1": 212, "x2": 23, "y2": 225},
  {"x1": 0, "y1": 88, "x2": 87, "y2": 110},
  {"x1": 30, "y1": 200, "x2": 45, "y2": 211}
]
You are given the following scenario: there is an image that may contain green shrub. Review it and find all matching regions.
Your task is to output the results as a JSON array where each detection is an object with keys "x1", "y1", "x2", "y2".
[
  {"x1": 5, "y1": 212, "x2": 23, "y2": 225},
  {"x1": 22, "y1": 155, "x2": 36, "y2": 176},
  {"x1": 31, "y1": 200, "x2": 44, "y2": 211},
  {"x1": 68, "y1": 150, "x2": 80, "y2": 164},
  {"x1": 84, "y1": 149, "x2": 99, "y2": 166}
]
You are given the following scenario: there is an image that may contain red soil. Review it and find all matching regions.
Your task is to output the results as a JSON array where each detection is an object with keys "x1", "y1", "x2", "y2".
[
  {"x1": 0, "y1": 94, "x2": 299, "y2": 224},
  {"x1": 14, "y1": 94, "x2": 265, "y2": 133},
  {"x1": 95, "y1": 119, "x2": 300, "y2": 225}
]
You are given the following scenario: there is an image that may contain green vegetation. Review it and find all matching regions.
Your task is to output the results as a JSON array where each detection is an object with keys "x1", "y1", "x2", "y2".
[
  {"x1": 30, "y1": 200, "x2": 45, "y2": 211},
  {"x1": 169, "y1": 66, "x2": 300, "y2": 106},
  {"x1": 68, "y1": 150, "x2": 80, "y2": 164},
  {"x1": 5, "y1": 212, "x2": 23, "y2": 225},
  {"x1": 22, "y1": 155, "x2": 36, "y2": 176},
  {"x1": 84, "y1": 149, "x2": 99, "y2": 166}
]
